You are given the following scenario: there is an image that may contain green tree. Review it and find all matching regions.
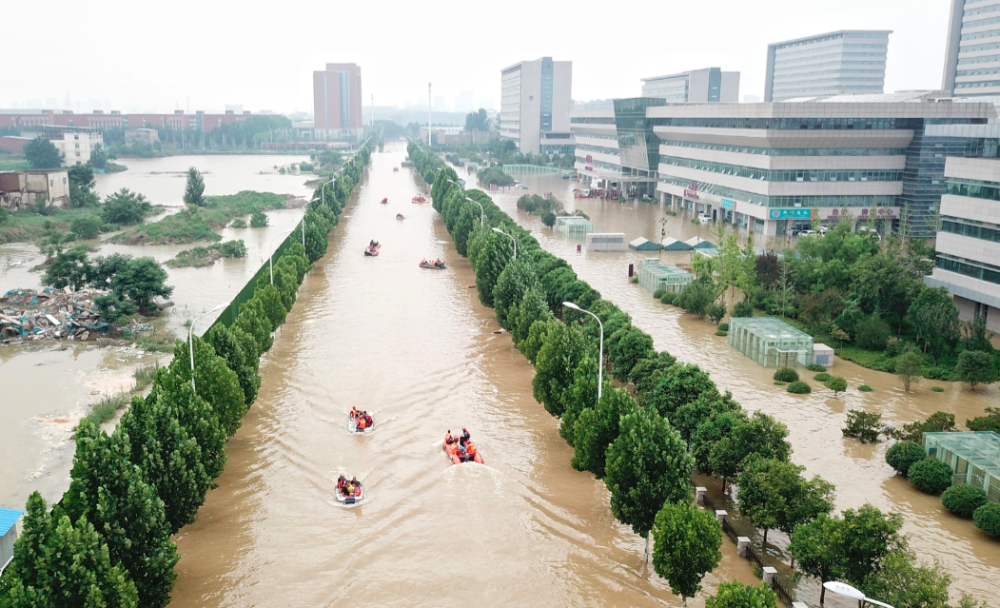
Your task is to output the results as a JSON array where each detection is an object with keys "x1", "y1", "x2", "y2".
[
  {"x1": 41, "y1": 245, "x2": 92, "y2": 290},
  {"x1": 941, "y1": 484, "x2": 988, "y2": 518},
  {"x1": 61, "y1": 420, "x2": 178, "y2": 608},
  {"x1": 825, "y1": 375, "x2": 848, "y2": 395},
  {"x1": 704, "y1": 581, "x2": 778, "y2": 608},
  {"x1": 709, "y1": 411, "x2": 791, "y2": 490},
  {"x1": 542, "y1": 211, "x2": 556, "y2": 228},
  {"x1": 508, "y1": 287, "x2": 551, "y2": 345},
  {"x1": 169, "y1": 336, "x2": 246, "y2": 437},
  {"x1": 112, "y1": 257, "x2": 173, "y2": 313},
  {"x1": 117, "y1": 393, "x2": 210, "y2": 534},
  {"x1": 571, "y1": 388, "x2": 637, "y2": 478},
  {"x1": 628, "y1": 351, "x2": 678, "y2": 405},
  {"x1": 234, "y1": 298, "x2": 273, "y2": 355},
  {"x1": 473, "y1": 231, "x2": 514, "y2": 307},
  {"x1": 675, "y1": 277, "x2": 717, "y2": 318},
  {"x1": 24, "y1": 137, "x2": 62, "y2": 169},
  {"x1": 68, "y1": 163, "x2": 96, "y2": 192},
  {"x1": 955, "y1": 350, "x2": 997, "y2": 390},
  {"x1": 605, "y1": 408, "x2": 694, "y2": 555},
  {"x1": 672, "y1": 391, "x2": 741, "y2": 443},
  {"x1": 250, "y1": 210, "x2": 269, "y2": 227},
  {"x1": 842, "y1": 409, "x2": 883, "y2": 443},
  {"x1": 206, "y1": 323, "x2": 261, "y2": 407},
  {"x1": 736, "y1": 457, "x2": 834, "y2": 545},
  {"x1": 464, "y1": 108, "x2": 490, "y2": 132},
  {"x1": 967, "y1": 406, "x2": 1000, "y2": 433},
  {"x1": 532, "y1": 321, "x2": 589, "y2": 416},
  {"x1": 690, "y1": 409, "x2": 747, "y2": 476},
  {"x1": 647, "y1": 363, "x2": 718, "y2": 418},
  {"x1": 907, "y1": 286, "x2": 960, "y2": 361},
  {"x1": 254, "y1": 282, "x2": 288, "y2": 330},
  {"x1": 146, "y1": 367, "x2": 227, "y2": 480},
  {"x1": 1, "y1": 493, "x2": 139, "y2": 608},
  {"x1": 652, "y1": 502, "x2": 723, "y2": 608},
  {"x1": 789, "y1": 513, "x2": 845, "y2": 605},
  {"x1": 606, "y1": 327, "x2": 655, "y2": 381},
  {"x1": 102, "y1": 188, "x2": 152, "y2": 225},
  {"x1": 840, "y1": 504, "x2": 905, "y2": 586},
  {"x1": 183, "y1": 167, "x2": 206, "y2": 206},
  {"x1": 90, "y1": 143, "x2": 109, "y2": 169},
  {"x1": 860, "y1": 551, "x2": 951, "y2": 608},
  {"x1": 559, "y1": 354, "x2": 609, "y2": 446},
  {"x1": 492, "y1": 258, "x2": 539, "y2": 330},
  {"x1": 973, "y1": 502, "x2": 1000, "y2": 537},
  {"x1": 93, "y1": 292, "x2": 138, "y2": 323},
  {"x1": 895, "y1": 350, "x2": 924, "y2": 392},
  {"x1": 908, "y1": 458, "x2": 953, "y2": 494},
  {"x1": 71, "y1": 215, "x2": 102, "y2": 239}
]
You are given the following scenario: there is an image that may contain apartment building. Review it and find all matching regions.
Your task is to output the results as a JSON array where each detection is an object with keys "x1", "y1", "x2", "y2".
[
  {"x1": 942, "y1": 0, "x2": 1000, "y2": 96},
  {"x1": 500, "y1": 57, "x2": 573, "y2": 155},
  {"x1": 641, "y1": 68, "x2": 740, "y2": 103}
]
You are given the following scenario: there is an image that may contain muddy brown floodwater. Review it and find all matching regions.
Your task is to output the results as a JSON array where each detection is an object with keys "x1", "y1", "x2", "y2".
[
  {"x1": 470, "y1": 169, "x2": 1000, "y2": 604},
  {"x1": 168, "y1": 144, "x2": 758, "y2": 608}
]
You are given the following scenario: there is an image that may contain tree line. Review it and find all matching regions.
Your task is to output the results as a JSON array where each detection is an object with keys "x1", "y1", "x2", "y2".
[
  {"x1": 0, "y1": 143, "x2": 372, "y2": 608},
  {"x1": 411, "y1": 141, "x2": 985, "y2": 608}
]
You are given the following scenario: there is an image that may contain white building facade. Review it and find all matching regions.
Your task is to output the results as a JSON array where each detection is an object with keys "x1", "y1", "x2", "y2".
[
  {"x1": 942, "y1": 0, "x2": 1000, "y2": 96},
  {"x1": 926, "y1": 156, "x2": 1000, "y2": 332},
  {"x1": 500, "y1": 57, "x2": 573, "y2": 155},
  {"x1": 764, "y1": 30, "x2": 891, "y2": 102},
  {"x1": 50, "y1": 131, "x2": 104, "y2": 166},
  {"x1": 641, "y1": 68, "x2": 740, "y2": 103}
]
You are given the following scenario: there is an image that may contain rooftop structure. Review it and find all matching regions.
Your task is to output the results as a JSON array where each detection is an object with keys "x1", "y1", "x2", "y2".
[
  {"x1": 555, "y1": 216, "x2": 593, "y2": 235},
  {"x1": 728, "y1": 317, "x2": 815, "y2": 368},
  {"x1": 1, "y1": 508, "x2": 24, "y2": 573},
  {"x1": 628, "y1": 237, "x2": 660, "y2": 251},
  {"x1": 764, "y1": 30, "x2": 892, "y2": 102},
  {"x1": 942, "y1": 0, "x2": 1000, "y2": 96},
  {"x1": 588, "y1": 233, "x2": 628, "y2": 251},
  {"x1": 923, "y1": 431, "x2": 1000, "y2": 501},
  {"x1": 661, "y1": 237, "x2": 692, "y2": 251},
  {"x1": 0, "y1": 109, "x2": 262, "y2": 134},
  {"x1": 637, "y1": 263, "x2": 693, "y2": 294}
]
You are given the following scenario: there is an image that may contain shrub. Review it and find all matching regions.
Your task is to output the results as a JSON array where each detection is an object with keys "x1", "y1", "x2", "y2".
[
  {"x1": 807, "y1": 364, "x2": 826, "y2": 372},
  {"x1": 931, "y1": 386, "x2": 944, "y2": 393},
  {"x1": 220, "y1": 240, "x2": 247, "y2": 258},
  {"x1": 842, "y1": 409, "x2": 882, "y2": 443},
  {"x1": 718, "y1": 323, "x2": 729, "y2": 332},
  {"x1": 660, "y1": 292, "x2": 676, "y2": 305},
  {"x1": 71, "y1": 215, "x2": 103, "y2": 239},
  {"x1": 774, "y1": 367, "x2": 799, "y2": 383},
  {"x1": 907, "y1": 458, "x2": 953, "y2": 494},
  {"x1": 774, "y1": 381, "x2": 786, "y2": 386},
  {"x1": 715, "y1": 330, "x2": 728, "y2": 337},
  {"x1": 653, "y1": 288, "x2": 666, "y2": 300},
  {"x1": 630, "y1": 276, "x2": 638, "y2": 284},
  {"x1": 825, "y1": 375, "x2": 848, "y2": 395},
  {"x1": 855, "y1": 315, "x2": 891, "y2": 351},
  {"x1": 707, "y1": 303, "x2": 727, "y2": 324},
  {"x1": 858, "y1": 384, "x2": 873, "y2": 392},
  {"x1": 973, "y1": 502, "x2": 1000, "y2": 537},
  {"x1": 787, "y1": 381, "x2": 811, "y2": 394},
  {"x1": 731, "y1": 298, "x2": 754, "y2": 319},
  {"x1": 231, "y1": 218, "x2": 247, "y2": 228},
  {"x1": 250, "y1": 210, "x2": 268, "y2": 227},
  {"x1": 942, "y1": 484, "x2": 988, "y2": 518},
  {"x1": 885, "y1": 441, "x2": 927, "y2": 476},
  {"x1": 813, "y1": 372, "x2": 831, "y2": 382}
]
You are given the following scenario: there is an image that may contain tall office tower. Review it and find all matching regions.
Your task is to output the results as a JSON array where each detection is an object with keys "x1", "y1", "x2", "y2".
[
  {"x1": 313, "y1": 63, "x2": 362, "y2": 134},
  {"x1": 942, "y1": 0, "x2": 1000, "y2": 96},
  {"x1": 764, "y1": 30, "x2": 891, "y2": 101},
  {"x1": 499, "y1": 57, "x2": 573, "y2": 154},
  {"x1": 640, "y1": 68, "x2": 740, "y2": 103}
]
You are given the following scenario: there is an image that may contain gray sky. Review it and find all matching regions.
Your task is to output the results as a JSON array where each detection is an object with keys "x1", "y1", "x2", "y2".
[{"x1": 5, "y1": 0, "x2": 950, "y2": 114}]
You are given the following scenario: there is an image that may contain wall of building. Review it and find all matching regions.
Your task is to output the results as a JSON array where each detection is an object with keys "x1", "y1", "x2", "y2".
[
  {"x1": 764, "y1": 31, "x2": 890, "y2": 101},
  {"x1": 944, "y1": 0, "x2": 1000, "y2": 96}
]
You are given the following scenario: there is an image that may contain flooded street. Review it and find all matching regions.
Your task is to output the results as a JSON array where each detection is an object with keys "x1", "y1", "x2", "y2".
[
  {"x1": 168, "y1": 144, "x2": 757, "y2": 608},
  {"x1": 0, "y1": 154, "x2": 314, "y2": 511},
  {"x1": 475, "y1": 169, "x2": 1000, "y2": 602}
]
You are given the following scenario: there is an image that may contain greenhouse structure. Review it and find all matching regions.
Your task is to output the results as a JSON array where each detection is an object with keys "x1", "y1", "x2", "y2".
[
  {"x1": 588, "y1": 233, "x2": 628, "y2": 251},
  {"x1": 637, "y1": 262, "x2": 693, "y2": 294},
  {"x1": 685, "y1": 236, "x2": 717, "y2": 250},
  {"x1": 555, "y1": 216, "x2": 594, "y2": 236},
  {"x1": 727, "y1": 317, "x2": 815, "y2": 368},
  {"x1": 923, "y1": 431, "x2": 1000, "y2": 502},
  {"x1": 629, "y1": 237, "x2": 661, "y2": 251},
  {"x1": 661, "y1": 237, "x2": 692, "y2": 251}
]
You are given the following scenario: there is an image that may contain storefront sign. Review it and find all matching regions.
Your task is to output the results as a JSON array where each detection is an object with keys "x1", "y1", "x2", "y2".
[
  {"x1": 585, "y1": 154, "x2": 593, "y2": 163},
  {"x1": 683, "y1": 182, "x2": 700, "y2": 200},
  {"x1": 769, "y1": 208, "x2": 817, "y2": 220},
  {"x1": 585, "y1": 166, "x2": 593, "y2": 172},
  {"x1": 721, "y1": 198, "x2": 735, "y2": 210}
]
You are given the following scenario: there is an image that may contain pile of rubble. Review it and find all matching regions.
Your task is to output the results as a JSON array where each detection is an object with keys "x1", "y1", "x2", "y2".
[{"x1": 0, "y1": 287, "x2": 110, "y2": 342}]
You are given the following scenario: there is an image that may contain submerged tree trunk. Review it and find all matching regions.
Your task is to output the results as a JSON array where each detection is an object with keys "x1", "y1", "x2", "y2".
[
  {"x1": 681, "y1": 596, "x2": 687, "y2": 608},
  {"x1": 820, "y1": 580, "x2": 826, "y2": 605},
  {"x1": 762, "y1": 527, "x2": 769, "y2": 545},
  {"x1": 644, "y1": 533, "x2": 650, "y2": 563}
]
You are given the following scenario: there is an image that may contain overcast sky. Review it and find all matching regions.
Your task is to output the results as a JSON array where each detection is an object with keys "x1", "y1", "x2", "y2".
[{"x1": 4, "y1": 0, "x2": 951, "y2": 114}]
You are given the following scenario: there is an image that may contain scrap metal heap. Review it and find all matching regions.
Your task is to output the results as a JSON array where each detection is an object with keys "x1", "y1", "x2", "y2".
[{"x1": 0, "y1": 287, "x2": 110, "y2": 342}]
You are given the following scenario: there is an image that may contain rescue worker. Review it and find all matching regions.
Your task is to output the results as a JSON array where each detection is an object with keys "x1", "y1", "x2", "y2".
[
  {"x1": 445, "y1": 430, "x2": 456, "y2": 445},
  {"x1": 357, "y1": 414, "x2": 368, "y2": 430},
  {"x1": 460, "y1": 428, "x2": 471, "y2": 446},
  {"x1": 365, "y1": 413, "x2": 373, "y2": 428},
  {"x1": 351, "y1": 406, "x2": 359, "y2": 419},
  {"x1": 466, "y1": 442, "x2": 478, "y2": 461},
  {"x1": 344, "y1": 483, "x2": 355, "y2": 497},
  {"x1": 457, "y1": 442, "x2": 469, "y2": 461},
  {"x1": 350, "y1": 476, "x2": 360, "y2": 489},
  {"x1": 337, "y1": 475, "x2": 347, "y2": 491}
]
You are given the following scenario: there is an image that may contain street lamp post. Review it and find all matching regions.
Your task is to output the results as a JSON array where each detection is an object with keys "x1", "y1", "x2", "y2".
[
  {"x1": 189, "y1": 302, "x2": 229, "y2": 392},
  {"x1": 269, "y1": 229, "x2": 293, "y2": 284},
  {"x1": 491, "y1": 227, "x2": 516, "y2": 259},
  {"x1": 562, "y1": 302, "x2": 603, "y2": 401},
  {"x1": 465, "y1": 197, "x2": 485, "y2": 226},
  {"x1": 822, "y1": 581, "x2": 895, "y2": 608}
]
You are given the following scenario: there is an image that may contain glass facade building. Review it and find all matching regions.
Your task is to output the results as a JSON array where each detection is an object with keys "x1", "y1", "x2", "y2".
[
  {"x1": 764, "y1": 31, "x2": 891, "y2": 102},
  {"x1": 640, "y1": 68, "x2": 740, "y2": 103}
]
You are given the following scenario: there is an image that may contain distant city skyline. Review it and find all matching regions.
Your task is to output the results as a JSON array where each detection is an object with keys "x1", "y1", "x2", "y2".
[{"x1": 5, "y1": 0, "x2": 952, "y2": 115}]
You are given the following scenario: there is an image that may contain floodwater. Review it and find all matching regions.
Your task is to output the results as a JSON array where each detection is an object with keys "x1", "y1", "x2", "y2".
[
  {"x1": 0, "y1": 154, "x2": 314, "y2": 512},
  {"x1": 471, "y1": 168, "x2": 1000, "y2": 603},
  {"x1": 168, "y1": 143, "x2": 758, "y2": 608}
]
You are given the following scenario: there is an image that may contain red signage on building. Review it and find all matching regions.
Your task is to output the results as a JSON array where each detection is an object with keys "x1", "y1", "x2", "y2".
[
  {"x1": 585, "y1": 154, "x2": 593, "y2": 163},
  {"x1": 683, "y1": 182, "x2": 700, "y2": 200},
  {"x1": 585, "y1": 166, "x2": 593, "y2": 172}
]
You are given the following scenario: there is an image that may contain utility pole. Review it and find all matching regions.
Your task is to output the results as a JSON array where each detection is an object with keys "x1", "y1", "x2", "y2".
[{"x1": 428, "y1": 82, "x2": 432, "y2": 147}]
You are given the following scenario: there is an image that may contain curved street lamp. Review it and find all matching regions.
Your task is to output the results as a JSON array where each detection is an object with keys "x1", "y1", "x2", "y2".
[
  {"x1": 823, "y1": 581, "x2": 895, "y2": 608},
  {"x1": 562, "y1": 302, "x2": 603, "y2": 401},
  {"x1": 465, "y1": 197, "x2": 485, "y2": 226},
  {"x1": 269, "y1": 229, "x2": 293, "y2": 284},
  {"x1": 491, "y1": 227, "x2": 517, "y2": 260},
  {"x1": 189, "y1": 302, "x2": 229, "y2": 392}
]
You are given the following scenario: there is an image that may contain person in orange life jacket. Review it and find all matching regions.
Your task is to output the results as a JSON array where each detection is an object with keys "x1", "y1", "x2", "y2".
[
  {"x1": 457, "y1": 442, "x2": 469, "y2": 461},
  {"x1": 351, "y1": 406, "x2": 359, "y2": 419},
  {"x1": 365, "y1": 413, "x2": 373, "y2": 427},
  {"x1": 357, "y1": 414, "x2": 368, "y2": 429},
  {"x1": 465, "y1": 442, "x2": 477, "y2": 459},
  {"x1": 445, "y1": 430, "x2": 457, "y2": 445}
]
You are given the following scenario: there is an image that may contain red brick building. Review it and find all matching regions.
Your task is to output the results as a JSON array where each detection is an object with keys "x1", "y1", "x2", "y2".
[{"x1": 313, "y1": 63, "x2": 363, "y2": 133}]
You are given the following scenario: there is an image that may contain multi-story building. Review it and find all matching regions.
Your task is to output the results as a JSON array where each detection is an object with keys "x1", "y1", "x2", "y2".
[
  {"x1": 0, "y1": 109, "x2": 263, "y2": 134},
  {"x1": 313, "y1": 63, "x2": 363, "y2": 136},
  {"x1": 0, "y1": 170, "x2": 71, "y2": 209},
  {"x1": 641, "y1": 68, "x2": 740, "y2": 103},
  {"x1": 764, "y1": 30, "x2": 892, "y2": 102},
  {"x1": 925, "y1": 153, "x2": 1000, "y2": 332},
  {"x1": 500, "y1": 57, "x2": 573, "y2": 155},
  {"x1": 649, "y1": 92, "x2": 995, "y2": 237},
  {"x1": 942, "y1": 0, "x2": 1000, "y2": 96},
  {"x1": 48, "y1": 130, "x2": 104, "y2": 166},
  {"x1": 571, "y1": 98, "x2": 666, "y2": 197}
]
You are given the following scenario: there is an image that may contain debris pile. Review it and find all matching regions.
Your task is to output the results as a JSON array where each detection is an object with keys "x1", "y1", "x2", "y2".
[{"x1": 1, "y1": 287, "x2": 110, "y2": 342}]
